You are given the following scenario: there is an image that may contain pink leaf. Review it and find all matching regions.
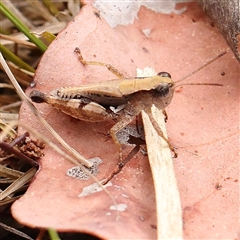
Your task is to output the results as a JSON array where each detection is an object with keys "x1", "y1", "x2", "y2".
[{"x1": 12, "y1": 3, "x2": 239, "y2": 239}]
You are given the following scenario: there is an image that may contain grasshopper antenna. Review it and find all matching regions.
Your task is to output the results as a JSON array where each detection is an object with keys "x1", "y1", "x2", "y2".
[{"x1": 175, "y1": 49, "x2": 228, "y2": 85}]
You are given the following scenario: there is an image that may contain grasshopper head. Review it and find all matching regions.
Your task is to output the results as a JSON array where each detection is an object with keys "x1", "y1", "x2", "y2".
[
  {"x1": 145, "y1": 71, "x2": 175, "y2": 110},
  {"x1": 154, "y1": 72, "x2": 174, "y2": 97}
]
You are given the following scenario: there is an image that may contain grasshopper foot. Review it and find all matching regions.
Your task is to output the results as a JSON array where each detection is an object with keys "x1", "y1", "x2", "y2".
[{"x1": 102, "y1": 145, "x2": 140, "y2": 185}]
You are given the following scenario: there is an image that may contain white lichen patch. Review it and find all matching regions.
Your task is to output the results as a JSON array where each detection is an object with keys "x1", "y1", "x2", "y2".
[
  {"x1": 116, "y1": 124, "x2": 144, "y2": 146},
  {"x1": 78, "y1": 180, "x2": 112, "y2": 197},
  {"x1": 93, "y1": 0, "x2": 190, "y2": 28},
  {"x1": 136, "y1": 67, "x2": 157, "y2": 77},
  {"x1": 109, "y1": 203, "x2": 128, "y2": 212},
  {"x1": 66, "y1": 157, "x2": 102, "y2": 180}
]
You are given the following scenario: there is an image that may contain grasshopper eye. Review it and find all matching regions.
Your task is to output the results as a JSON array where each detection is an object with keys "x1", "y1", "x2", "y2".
[
  {"x1": 155, "y1": 82, "x2": 172, "y2": 97},
  {"x1": 157, "y1": 72, "x2": 171, "y2": 78}
]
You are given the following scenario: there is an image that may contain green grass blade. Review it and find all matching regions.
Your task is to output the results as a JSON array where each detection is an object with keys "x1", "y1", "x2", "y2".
[
  {"x1": 0, "y1": 2, "x2": 47, "y2": 52},
  {"x1": 42, "y1": 0, "x2": 60, "y2": 16},
  {"x1": 0, "y1": 44, "x2": 35, "y2": 72},
  {"x1": 48, "y1": 228, "x2": 61, "y2": 240}
]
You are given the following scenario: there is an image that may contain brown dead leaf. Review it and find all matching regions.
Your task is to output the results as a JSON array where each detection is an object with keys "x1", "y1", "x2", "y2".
[{"x1": 12, "y1": 2, "x2": 239, "y2": 239}]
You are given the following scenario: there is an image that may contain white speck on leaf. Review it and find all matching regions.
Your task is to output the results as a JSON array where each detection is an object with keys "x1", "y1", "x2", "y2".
[
  {"x1": 78, "y1": 180, "x2": 112, "y2": 197},
  {"x1": 109, "y1": 203, "x2": 128, "y2": 212}
]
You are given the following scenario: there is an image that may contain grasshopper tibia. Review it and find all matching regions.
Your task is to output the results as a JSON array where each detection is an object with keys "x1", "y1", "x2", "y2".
[
  {"x1": 74, "y1": 47, "x2": 125, "y2": 79},
  {"x1": 110, "y1": 115, "x2": 135, "y2": 163},
  {"x1": 162, "y1": 109, "x2": 168, "y2": 122},
  {"x1": 102, "y1": 145, "x2": 141, "y2": 185}
]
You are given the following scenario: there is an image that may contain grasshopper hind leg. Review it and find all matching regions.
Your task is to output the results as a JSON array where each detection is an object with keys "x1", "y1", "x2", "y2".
[
  {"x1": 163, "y1": 109, "x2": 168, "y2": 122},
  {"x1": 104, "y1": 115, "x2": 142, "y2": 184},
  {"x1": 102, "y1": 145, "x2": 140, "y2": 185},
  {"x1": 74, "y1": 47, "x2": 125, "y2": 79},
  {"x1": 110, "y1": 115, "x2": 135, "y2": 163}
]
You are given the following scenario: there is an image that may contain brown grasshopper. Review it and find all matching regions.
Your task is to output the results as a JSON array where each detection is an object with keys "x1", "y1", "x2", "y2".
[
  {"x1": 30, "y1": 48, "x2": 224, "y2": 171},
  {"x1": 30, "y1": 47, "x2": 178, "y2": 162}
]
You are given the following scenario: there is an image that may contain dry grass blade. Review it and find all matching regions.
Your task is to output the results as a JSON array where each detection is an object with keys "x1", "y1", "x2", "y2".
[
  {"x1": 0, "y1": 222, "x2": 34, "y2": 240},
  {"x1": 3, "y1": 1, "x2": 34, "y2": 28},
  {"x1": 0, "y1": 101, "x2": 22, "y2": 112},
  {"x1": 0, "y1": 112, "x2": 19, "y2": 122},
  {"x1": 1, "y1": 55, "x2": 118, "y2": 213},
  {"x1": 26, "y1": 0, "x2": 59, "y2": 23},
  {"x1": 0, "y1": 62, "x2": 34, "y2": 87},
  {"x1": 0, "y1": 83, "x2": 15, "y2": 89},
  {"x1": 0, "y1": 33, "x2": 36, "y2": 47},
  {"x1": 1, "y1": 50, "x2": 118, "y2": 214},
  {"x1": 0, "y1": 167, "x2": 37, "y2": 201},
  {"x1": 141, "y1": 106, "x2": 183, "y2": 240},
  {"x1": 67, "y1": 0, "x2": 81, "y2": 16},
  {"x1": 0, "y1": 195, "x2": 23, "y2": 207},
  {"x1": 0, "y1": 22, "x2": 67, "y2": 46},
  {"x1": 0, "y1": 52, "x2": 92, "y2": 168},
  {"x1": 6, "y1": 120, "x2": 118, "y2": 214},
  {"x1": 0, "y1": 165, "x2": 23, "y2": 179}
]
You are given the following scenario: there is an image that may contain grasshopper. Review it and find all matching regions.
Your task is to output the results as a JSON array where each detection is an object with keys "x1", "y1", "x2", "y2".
[
  {"x1": 30, "y1": 47, "x2": 178, "y2": 162},
  {"x1": 30, "y1": 48, "x2": 224, "y2": 171}
]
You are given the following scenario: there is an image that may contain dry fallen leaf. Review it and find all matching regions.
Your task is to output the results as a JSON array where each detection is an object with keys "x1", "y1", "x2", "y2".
[{"x1": 12, "y1": 2, "x2": 239, "y2": 239}]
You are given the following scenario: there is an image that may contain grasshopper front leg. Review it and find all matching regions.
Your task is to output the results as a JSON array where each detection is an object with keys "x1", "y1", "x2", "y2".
[{"x1": 144, "y1": 108, "x2": 177, "y2": 158}]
